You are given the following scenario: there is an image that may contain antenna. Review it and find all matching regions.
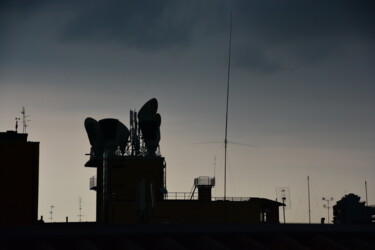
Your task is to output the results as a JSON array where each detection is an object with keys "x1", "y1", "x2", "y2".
[
  {"x1": 277, "y1": 187, "x2": 291, "y2": 223},
  {"x1": 322, "y1": 197, "x2": 334, "y2": 224},
  {"x1": 308, "y1": 176, "x2": 311, "y2": 224},
  {"x1": 224, "y1": 12, "x2": 232, "y2": 201},
  {"x1": 15, "y1": 117, "x2": 20, "y2": 132},
  {"x1": 21, "y1": 107, "x2": 31, "y2": 133},
  {"x1": 49, "y1": 205, "x2": 55, "y2": 223},
  {"x1": 78, "y1": 197, "x2": 84, "y2": 222},
  {"x1": 213, "y1": 156, "x2": 216, "y2": 178}
]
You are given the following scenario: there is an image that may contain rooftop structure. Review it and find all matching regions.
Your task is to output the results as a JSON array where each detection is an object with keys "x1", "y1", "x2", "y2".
[
  {"x1": 84, "y1": 98, "x2": 284, "y2": 224},
  {"x1": 0, "y1": 130, "x2": 39, "y2": 226}
]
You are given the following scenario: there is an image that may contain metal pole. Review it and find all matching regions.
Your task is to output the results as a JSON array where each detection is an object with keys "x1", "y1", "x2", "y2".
[
  {"x1": 224, "y1": 13, "x2": 232, "y2": 201},
  {"x1": 365, "y1": 181, "x2": 368, "y2": 206},
  {"x1": 308, "y1": 176, "x2": 311, "y2": 224},
  {"x1": 282, "y1": 197, "x2": 286, "y2": 223},
  {"x1": 327, "y1": 200, "x2": 330, "y2": 223}
]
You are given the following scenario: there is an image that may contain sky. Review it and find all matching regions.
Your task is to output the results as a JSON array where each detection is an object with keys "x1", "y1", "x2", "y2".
[{"x1": 1, "y1": 0, "x2": 374, "y2": 223}]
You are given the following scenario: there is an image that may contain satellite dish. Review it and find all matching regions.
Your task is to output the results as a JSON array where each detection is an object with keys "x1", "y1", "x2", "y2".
[
  {"x1": 138, "y1": 98, "x2": 158, "y2": 121},
  {"x1": 84, "y1": 118, "x2": 105, "y2": 158},
  {"x1": 84, "y1": 117, "x2": 129, "y2": 158},
  {"x1": 138, "y1": 98, "x2": 161, "y2": 156}
]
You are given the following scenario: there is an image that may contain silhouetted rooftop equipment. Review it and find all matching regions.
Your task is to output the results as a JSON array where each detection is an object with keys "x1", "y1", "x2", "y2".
[
  {"x1": 277, "y1": 187, "x2": 290, "y2": 223},
  {"x1": 84, "y1": 98, "x2": 162, "y2": 168},
  {"x1": 194, "y1": 176, "x2": 215, "y2": 187},
  {"x1": 21, "y1": 106, "x2": 30, "y2": 133},
  {"x1": 84, "y1": 118, "x2": 129, "y2": 159},
  {"x1": 137, "y1": 98, "x2": 161, "y2": 156},
  {"x1": 322, "y1": 196, "x2": 334, "y2": 224},
  {"x1": 192, "y1": 176, "x2": 215, "y2": 201}
]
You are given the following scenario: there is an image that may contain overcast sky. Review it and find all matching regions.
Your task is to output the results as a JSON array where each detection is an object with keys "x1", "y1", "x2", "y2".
[{"x1": 1, "y1": 0, "x2": 374, "y2": 223}]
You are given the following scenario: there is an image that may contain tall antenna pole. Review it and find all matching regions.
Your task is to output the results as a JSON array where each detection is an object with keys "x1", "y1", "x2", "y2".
[
  {"x1": 365, "y1": 181, "x2": 368, "y2": 206},
  {"x1": 224, "y1": 12, "x2": 232, "y2": 201},
  {"x1": 308, "y1": 176, "x2": 311, "y2": 224}
]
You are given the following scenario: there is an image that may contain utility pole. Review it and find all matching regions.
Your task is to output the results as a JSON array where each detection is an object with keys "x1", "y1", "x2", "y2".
[
  {"x1": 322, "y1": 197, "x2": 334, "y2": 224},
  {"x1": 365, "y1": 181, "x2": 368, "y2": 206}
]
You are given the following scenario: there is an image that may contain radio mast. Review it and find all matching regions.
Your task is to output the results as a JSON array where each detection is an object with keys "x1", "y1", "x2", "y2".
[{"x1": 224, "y1": 13, "x2": 232, "y2": 201}]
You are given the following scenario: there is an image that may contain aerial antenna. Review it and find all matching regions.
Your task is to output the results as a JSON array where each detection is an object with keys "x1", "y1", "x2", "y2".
[
  {"x1": 15, "y1": 117, "x2": 20, "y2": 132},
  {"x1": 365, "y1": 181, "x2": 368, "y2": 206},
  {"x1": 21, "y1": 107, "x2": 31, "y2": 133},
  {"x1": 224, "y1": 12, "x2": 232, "y2": 201},
  {"x1": 213, "y1": 156, "x2": 216, "y2": 178},
  {"x1": 78, "y1": 197, "x2": 84, "y2": 222},
  {"x1": 307, "y1": 176, "x2": 311, "y2": 224},
  {"x1": 277, "y1": 187, "x2": 291, "y2": 223},
  {"x1": 49, "y1": 205, "x2": 55, "y2": 223},
  {"x1": 322, "y1": 196, "x2": 334, "y2": 224}
]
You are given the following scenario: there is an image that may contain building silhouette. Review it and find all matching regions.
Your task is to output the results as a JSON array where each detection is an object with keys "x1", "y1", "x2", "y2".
[
  {"x1": 84, "y1": 99, "x2": 283, "y2": 224},
  {"x1": 0, "y1": 130, "x2": 39, "y2": 226}
]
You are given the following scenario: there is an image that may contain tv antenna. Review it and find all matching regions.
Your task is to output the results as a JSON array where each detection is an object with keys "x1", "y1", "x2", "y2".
[
  {"x1": 277, "y1": 187, "x2": 291, "y2": 223},
  {"x1": 322, "y1": 196, "x2": 334, "y2": 224},
  {"x1": 49, "y1": 205, "x2": 55, "y2": 223},
  {"x1": 78, "y1": 197, "x2": 84, "y2": 222},
  {"x1": 21, "y1": 107, "x2": 31, "y2": 133}
]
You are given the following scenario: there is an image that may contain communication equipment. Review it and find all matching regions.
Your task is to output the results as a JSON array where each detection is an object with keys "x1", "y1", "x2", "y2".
[
  {"x1": 277, "y1": 187, "x2": 291, "y2": 223},
  {"x1": 138, "y1": 98, "x2": 161, "y2": 156},
  {"x1": 84, "y1": 118, "x2": 130, "y2": 159}
]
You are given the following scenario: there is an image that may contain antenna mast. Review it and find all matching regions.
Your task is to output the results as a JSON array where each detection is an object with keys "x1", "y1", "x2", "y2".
[
  {"x1": 49, "y1": 205, "x2": 55, "y2": 223},
  {"x1": 308, "y1": 176, "x2": 311, "y2": 223},
  {"x1": 365, "y1": 181, "x2": 368, "y2": 206},
  {"x1": 21, "y1": 107, "x2": 30, "y2": 133},
  {"x1": 224, "y1": 13, "x2": 232, "y2": 201},
  {"x1": 322, "y1": 197, "x2": 334, "y2": 224},
  {"x1": 78, "y1": 197, "x2": 84, "y2": 222}
]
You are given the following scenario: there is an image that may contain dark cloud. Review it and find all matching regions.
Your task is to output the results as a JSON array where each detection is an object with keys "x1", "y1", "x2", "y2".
[
  {"x1": 59, "y1": 0, "x2": 197, "y2": 51},
  {"x1": 1, "y1": 0, "x2": 374, "y2": 73},
  {"x1": 234, "y1": 0, "x2": 375, "y2": 41},
  {"x1": 0, "y1": 0, "x2": 47, "y2": 12},
  {"x1": 230, "y1": 0, "x2": 375, "y2": 72},
  {"x1": 233, "y1": 47, "x2": 281, "y2": 73}
]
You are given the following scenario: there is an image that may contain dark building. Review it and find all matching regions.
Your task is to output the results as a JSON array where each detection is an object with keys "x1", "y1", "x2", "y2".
[
  {"x1": 333, "y1": 193, "x2": 375, "y2": 224},
  {"x1": 84, "y1": 99, "x2": 283, "y2": 224},
  {"x1": 0, "y1": 131, "x2": 39, "y2": 226}
]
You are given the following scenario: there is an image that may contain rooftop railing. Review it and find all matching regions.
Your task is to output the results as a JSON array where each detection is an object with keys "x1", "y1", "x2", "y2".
[{"x1": 164, "y1": 192, "x2": 251, "y2": 201}]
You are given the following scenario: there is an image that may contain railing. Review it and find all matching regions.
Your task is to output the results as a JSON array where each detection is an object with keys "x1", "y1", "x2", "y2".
[
  {"x1": 165, "y1": 192, "x2": 198, "y2": 200},
  {"x1": 164, "y1": 193, "x2": 251, "y2": 201},
  {"x1": 89, "y1": 175, "x2": 97, "y2": 190},
  {"x1": 212, "y1": 197, "x2": 251, "y2": 201}
]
